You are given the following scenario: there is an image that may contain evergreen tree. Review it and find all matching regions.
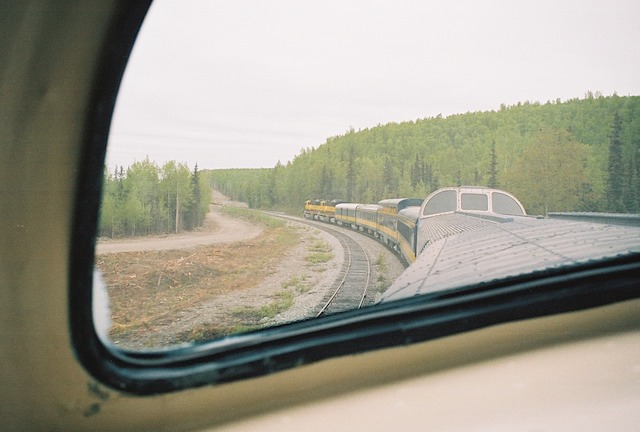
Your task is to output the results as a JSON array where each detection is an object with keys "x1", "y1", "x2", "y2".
[
  {"x1": 382, "y1": 154, "x2": 397, "y2": 196},
  {"x1": 186, "y1": 163, "x2": 202, "y2": 229},
  {"x1": 320, "y1": 163, "x2": 332, "y2": 199},
  {"x1": 410, "y1": 153, "x2": 422, "y2": 189},
  {"x1": 424, "y1": 162, "x2": 438, "y2": 193},
  {"x1": 487, "y1": 140, "x2": 498, "y2": 188},
  {"x1": 346, "y1": 144, "x2": 356, "y2": 201},
  {"x1": 607, "y1": 112, "x2": 624, "y2": 212}
]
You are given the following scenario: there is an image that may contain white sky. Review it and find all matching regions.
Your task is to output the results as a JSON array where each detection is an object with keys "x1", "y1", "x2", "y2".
[{"x1": 107, "y1": 0, "x2": 640, "y2": 170}]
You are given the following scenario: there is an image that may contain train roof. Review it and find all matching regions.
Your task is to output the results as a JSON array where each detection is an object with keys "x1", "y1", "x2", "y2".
[
  {"x1": 357, "y1": 204, "x2": 383, "y2": 211},
  {"x1": 328, "y1": 199, "x2": 346, "y2": 206},
  {"x1": 378, "y1": 198, "x2": 424, "y2": 212},
  {"x1": 335, "y1": 202, "x2": 361, "y2": 210},
  {"x1": 307, "y1": 199, "x2": 346, "y2": 206},
  {"x1": 420, "y1": 186, "x2": 526, "y2": 218},
  {"x1": 398, "y1": 205, "x2": 421, "y2": 221},
  {"x1": 382, "y1": 215, "x2": 640, "y2": 302}
]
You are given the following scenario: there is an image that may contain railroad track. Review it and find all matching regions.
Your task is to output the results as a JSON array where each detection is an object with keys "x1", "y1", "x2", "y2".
[
  {"x1": 266, "y1": 213, "x2": 373, "y2": 317},
  {"x1": 314, "y1": 226, "x2": 372, "y2": 316}
]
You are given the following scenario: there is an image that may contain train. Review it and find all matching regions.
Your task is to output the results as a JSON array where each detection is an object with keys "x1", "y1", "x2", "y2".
[
  {"x1": 307, "y1": 187, "x2": 640, "y2": 304},
  {"x1": 305, "y1": 186, "x2": 527, "y2": 265}
]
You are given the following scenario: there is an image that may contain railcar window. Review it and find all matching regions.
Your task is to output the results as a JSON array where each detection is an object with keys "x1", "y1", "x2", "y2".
[
  {"x1": 398, "y1": 221, "x2": 414, "y2": 245},
  {"x1": 461, "y1": 193, "x2": 489, "y2": 211},
  {"x1": 94, "y1": 0, "x2": 640, "y2": 359},
  {"x1": 492, "y1": 192, "x2": 525, "y2": 216},
  {"x1": 423, "y1": 190, "x2": 457, "y2": 215}
]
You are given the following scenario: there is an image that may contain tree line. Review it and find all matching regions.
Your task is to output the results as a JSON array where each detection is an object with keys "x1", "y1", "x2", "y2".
[
  {"x1": 212, "y1": 94, "x2": 640, "y2": 216},
  {"x1": 99, "y1": 158, "x2": 212, "y2": 237}
]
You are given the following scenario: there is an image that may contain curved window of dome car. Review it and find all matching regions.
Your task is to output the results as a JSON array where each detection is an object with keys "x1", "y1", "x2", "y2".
[
  {"x1": 461, "y1": 193, "x2": 488, "y2": 211},
  {"x1": 492, "y1": 192, "x2": 525, "y2": 215},
  {"x1": 423, "y1": 189, "x2": 457, "y2": 215}
]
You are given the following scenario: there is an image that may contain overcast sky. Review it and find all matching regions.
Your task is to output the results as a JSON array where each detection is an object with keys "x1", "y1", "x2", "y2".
[{"x1": 106, "y1": 0, "x2": 640, "y2": 170}]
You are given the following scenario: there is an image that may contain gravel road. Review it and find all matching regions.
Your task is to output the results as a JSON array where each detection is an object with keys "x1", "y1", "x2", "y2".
[{"x1": 96, "y1": 192, "x2": 262, "y2": 254}]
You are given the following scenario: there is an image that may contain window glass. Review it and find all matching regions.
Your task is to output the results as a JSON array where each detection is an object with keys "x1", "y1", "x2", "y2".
[
  {"x1": 423, "y1": 190, "x2": 457, "y2": 215},
  {"x1": 461, "y1": 193, "x2": 489, "y2": 211},
  {"x1": 492, "y1": 192, "x2": 525, "y2": 215},
  {"x1": 95, "y1": 1, "x2": 640, "y2": 353}
]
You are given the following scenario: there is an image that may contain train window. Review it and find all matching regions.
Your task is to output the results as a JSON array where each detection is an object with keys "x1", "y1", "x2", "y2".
[
  {"x1": 77, "y1": 0, "x2": 640, "y2": 395},
  {"x1": 492, "y1": 192, "x2": 525, "y2": 216},
  {"x1": 423, "y1": 190, "x2": 457, "y2": 215},
  {"x1": 460, "y1": 193, "x2": 489, "y2": 211}
]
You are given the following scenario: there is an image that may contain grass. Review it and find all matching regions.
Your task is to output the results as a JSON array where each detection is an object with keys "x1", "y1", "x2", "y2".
[
  {"x1": 374, "y1": 252, "x2": 390, "y2": 294},
  {"x1": 232, "y1": 289, "x2": 295, "y2": 321},
  {"x1": 220, "y1": 206, "x2": 285, "y2": 228},
  {"x1": 184, "y1": 289, "x2": 295, "y2": 342},
  {"x1": 306, "y1": 240, "x2": 333, "y2": 265},
  {"x1": 281, "y1": 275, "x2": 311, "y2": 293},
  {"x1": 96, "y1": 211, "x2": 298, "y2": 345}
]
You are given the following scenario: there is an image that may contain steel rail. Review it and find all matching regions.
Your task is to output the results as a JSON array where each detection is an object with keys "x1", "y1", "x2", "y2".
[{"x1": 265, "y1": 212, "x2": 373, "y2": 317}]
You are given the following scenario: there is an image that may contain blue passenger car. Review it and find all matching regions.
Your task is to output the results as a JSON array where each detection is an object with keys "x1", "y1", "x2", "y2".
[
  {"x1": 377, "y1": 198, "x2": 423, "y2": 249},
  {"x1": 396, "y1": 206, "x2": 421, "y2": 263}
]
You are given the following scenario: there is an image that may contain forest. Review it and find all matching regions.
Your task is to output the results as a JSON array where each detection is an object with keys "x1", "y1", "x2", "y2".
[
  {"x1": 211, "y1": 94, "x2": 640, "y2": 216},
  {"x1": 99, "y1": 159, "x2": 212, "y2": 237}
]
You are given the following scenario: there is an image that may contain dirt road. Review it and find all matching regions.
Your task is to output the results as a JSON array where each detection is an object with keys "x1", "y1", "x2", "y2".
[{"x1": 96, "y1": 191, "x2": 263, "y2": 254}]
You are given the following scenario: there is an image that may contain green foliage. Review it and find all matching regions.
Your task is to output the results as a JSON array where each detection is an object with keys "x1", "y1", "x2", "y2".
[
  {"x1": 607, "y1": 112, "x2": 625, "y2": 212},
  {"x1": 220, "y1": 206, "x2": 285, "y2": 229},
  {"x1": 503, "y1": 129, "x2": 594, "y2": 215},
  {"x1": 212, "y1": 95, "x2": 640, "y2": 214},
  {"x1": 306, "y1": 240, "x2": 333, "y2": 264},
  {"x1": 232, "y1": 289, "x2": 294, "y2": 320},
  {"x1": 374, "y1": 252, "x2": 390, "y2": 294},
  {"x1": 99, "y1": 158, "x2": 211, "y2": 237},
  {"x1": 487, "y1": 140, "x2": 498, "y2": 188},
  {"x1": 281, "y1": 275, "x2": 310, "y2": 294}
]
